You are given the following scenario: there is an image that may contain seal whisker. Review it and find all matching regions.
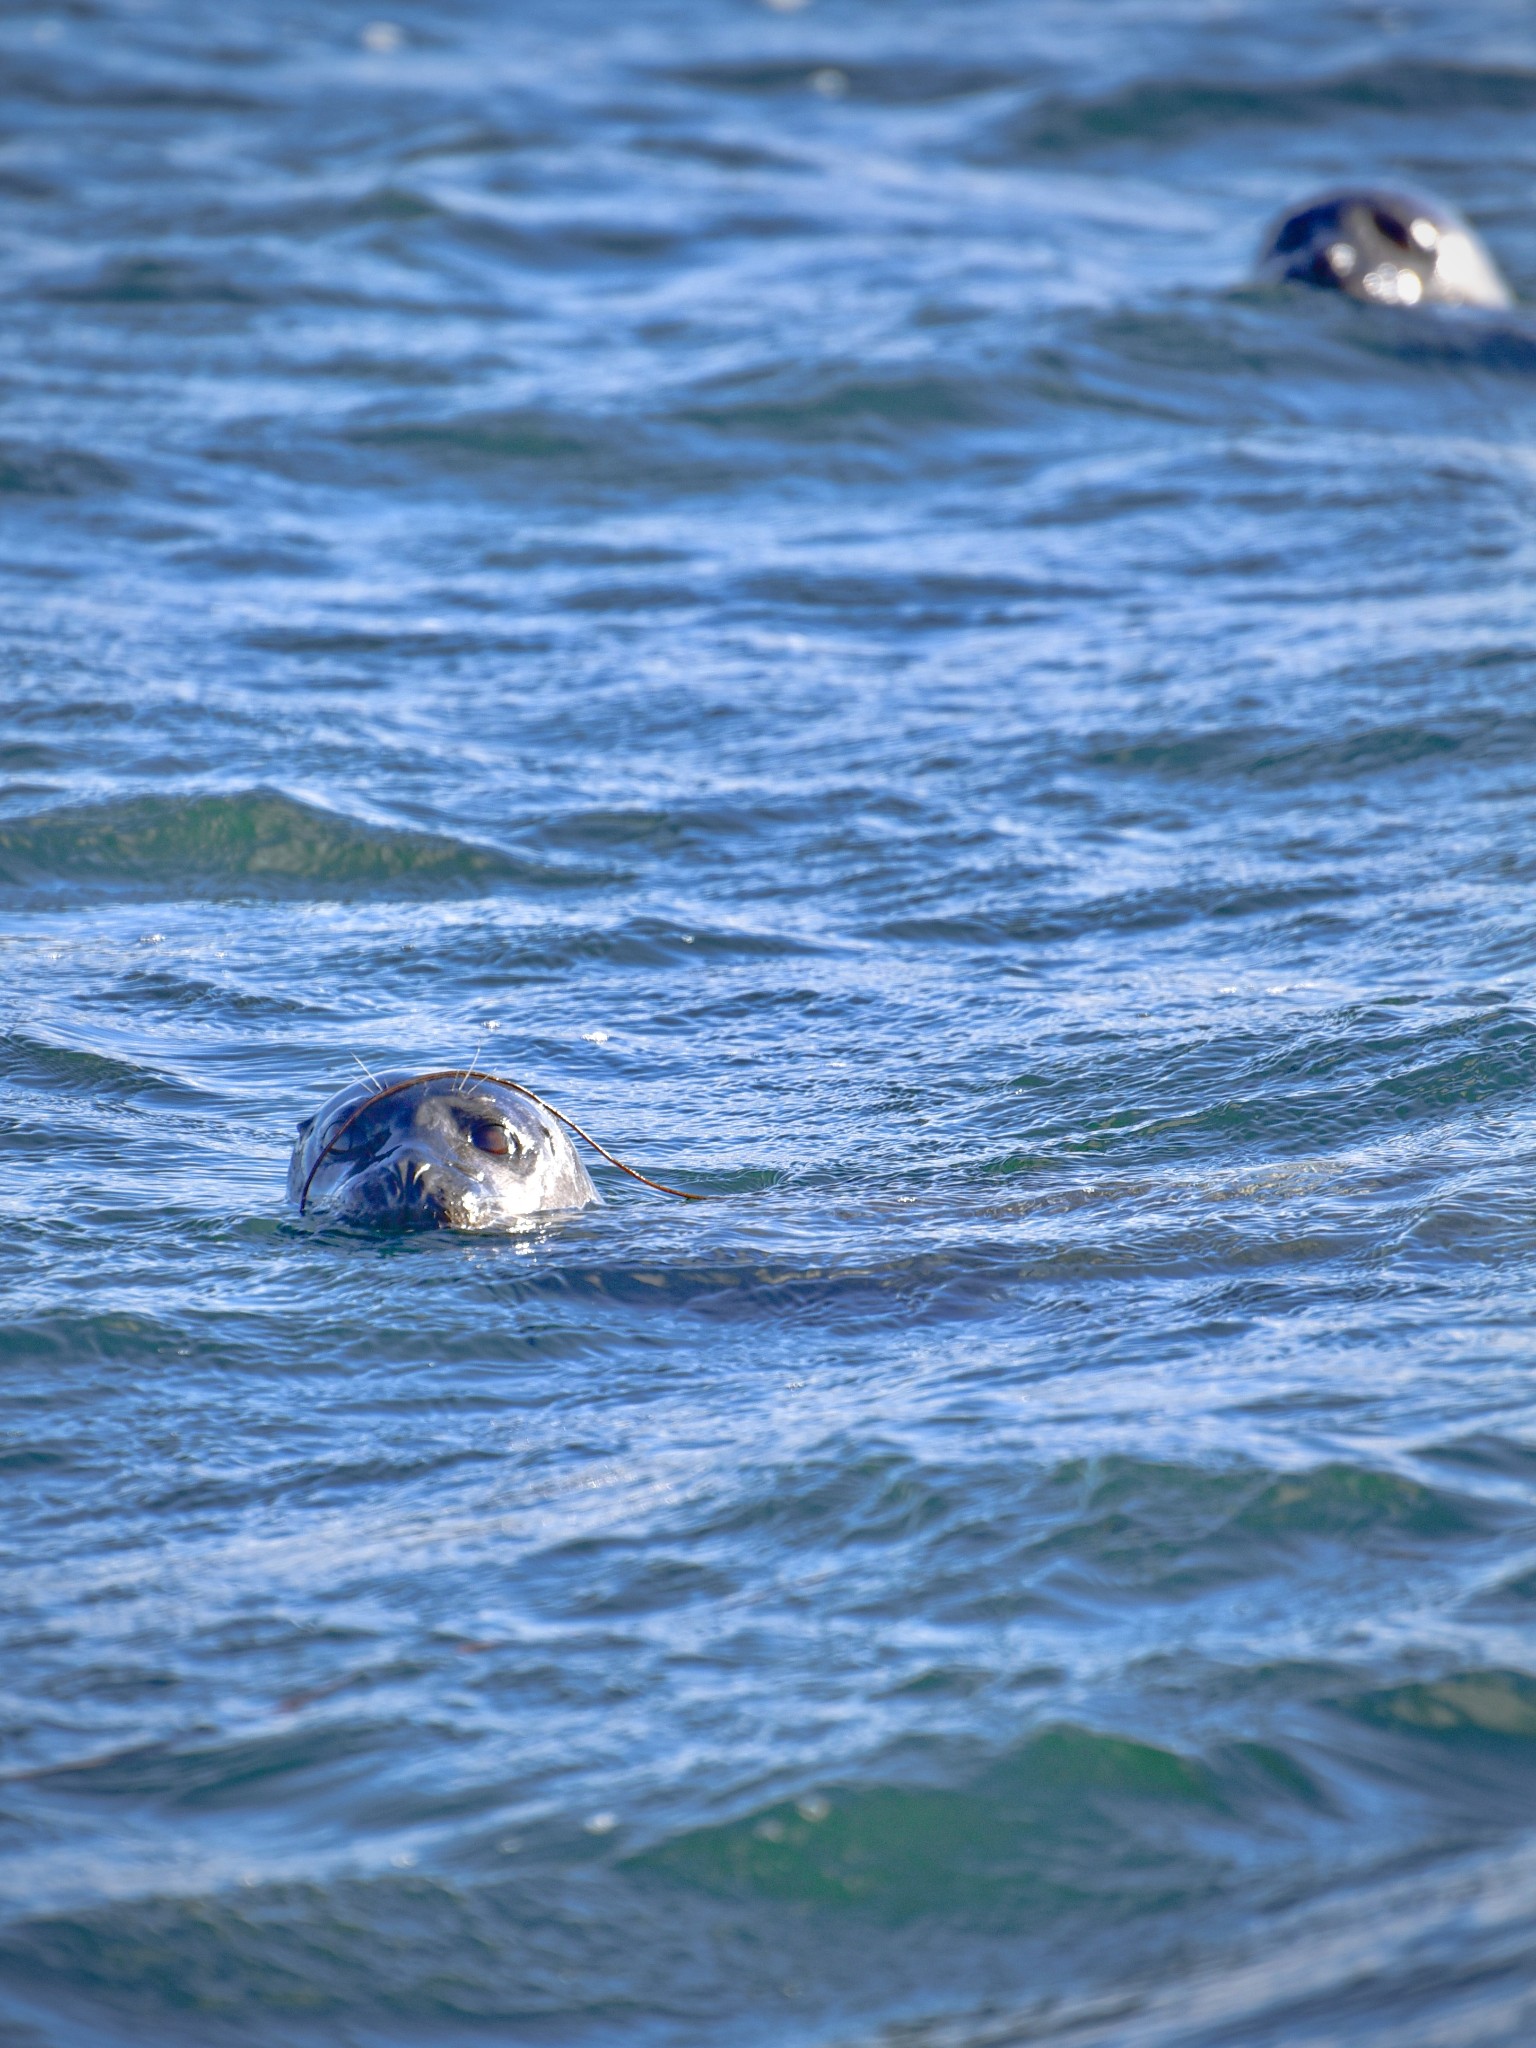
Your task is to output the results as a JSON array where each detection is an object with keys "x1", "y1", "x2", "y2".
[
  {"x1": 351, "y1": 1052, "x2": 385, "y2": 1092},
  {"x1": 458, "y1": 1033, "x2": 485, "y2": 1093}
]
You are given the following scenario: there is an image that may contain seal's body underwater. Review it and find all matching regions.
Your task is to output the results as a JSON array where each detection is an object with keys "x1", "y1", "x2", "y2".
[
  {"x1": 290, "y1": 1071, "x2": 599, "y2": 1228},
  {"x1": 1257, "y1": 189, "x2": 1512, "y2": 309}
]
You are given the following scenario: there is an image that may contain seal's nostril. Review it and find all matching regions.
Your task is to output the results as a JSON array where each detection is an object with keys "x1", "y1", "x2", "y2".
[{"x1": 389, "y1": 1149, "x2": 436, "y2": 1198}]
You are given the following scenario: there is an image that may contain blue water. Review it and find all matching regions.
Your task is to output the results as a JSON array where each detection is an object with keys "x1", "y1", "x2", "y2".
[{"x1": 6, "y1": 3, "x2": 1536, "y2": 2043}]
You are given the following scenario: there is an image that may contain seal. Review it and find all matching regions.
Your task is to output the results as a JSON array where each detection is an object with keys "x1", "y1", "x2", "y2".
[
  {"x1": 289, "y1": 1069, "x2": 599, "y2": 1228},
  {"x1": 1256, "y1": 189, "x2": 1512, "y2": 309}
]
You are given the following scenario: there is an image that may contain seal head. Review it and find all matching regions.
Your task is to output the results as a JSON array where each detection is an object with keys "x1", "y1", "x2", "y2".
[
  {"x1": 1256, "y1": 189, "x2": 1512, "y2": 309},
  {"x1": 289, "y1": 1071, "x2": 599, "y2": 1228}
]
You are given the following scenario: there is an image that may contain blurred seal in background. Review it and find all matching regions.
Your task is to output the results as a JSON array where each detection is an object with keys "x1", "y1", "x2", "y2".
[{"x1": 1256, "y1": 189, "x2": 1512, "y2": 308}]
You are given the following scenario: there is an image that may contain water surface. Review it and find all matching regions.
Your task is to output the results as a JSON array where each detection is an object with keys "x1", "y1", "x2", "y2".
[{"x1": 6, "y1": 2, "x2": 1536, "y2": 2043}]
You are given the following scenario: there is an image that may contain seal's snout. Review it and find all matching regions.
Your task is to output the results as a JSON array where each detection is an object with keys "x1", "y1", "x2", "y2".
[
  {"x1": 391, "y1": 1145, "x2": 433, "y2": 1195},
  {"x1": 358, "y1": 1143, "x2": 482, "y2": 1227},
  {"x1": 319, "y1": 1142, "x2": 472, "y2": 1227},
  {"x1": 388, "y1": 1145, "x2": 450, "y2": 1221}
]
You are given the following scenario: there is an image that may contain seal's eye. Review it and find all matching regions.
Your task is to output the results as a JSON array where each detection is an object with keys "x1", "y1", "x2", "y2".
[
  {"x1": 470, "y1": 1120, "x2": 518, "y2": 1157},
  {"x1": 1373, "y1": 208, "x2": 1412, "y2": 249},
  {"x1": 328, "y1": 1120, "x2": 382, "y2": 1161}
]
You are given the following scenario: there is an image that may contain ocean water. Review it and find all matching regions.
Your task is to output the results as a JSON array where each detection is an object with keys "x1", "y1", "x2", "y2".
[{"x1": 5, "y1": 1, "x2": 1536, "y2": 2042}]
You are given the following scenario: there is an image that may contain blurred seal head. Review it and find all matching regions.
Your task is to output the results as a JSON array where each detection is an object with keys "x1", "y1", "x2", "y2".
[
  {"x1": 289, "y1": 1071, "x2": 598, "y2": 1228},
  {"x1": 1256, "y1": 189, "x2": 1512, "y2": 309}
]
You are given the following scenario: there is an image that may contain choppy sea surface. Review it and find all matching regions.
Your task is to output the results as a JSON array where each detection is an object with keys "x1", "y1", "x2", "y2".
[{"x1": 6, "y1": 2, "x2": 1536, "y2": 2043}]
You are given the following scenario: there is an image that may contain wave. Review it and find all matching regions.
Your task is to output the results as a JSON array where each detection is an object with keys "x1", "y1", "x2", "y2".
[
  {"x1": 498, "y1": 1447, "x2": 1496, "y2": 1646},
  {"x1": 992, "y1": 58, "x2": 1536, "y2": 158},
  {"x1": 743, "y1": 565, "x2": 1099, "y2": 624},
  {"x1": 348, "y1": 410, "x2": 599, "y2": 462},
  {"x1": 881, "y1": 1825, "x2": 1536, "y2": 2045},
  {"x1": 7, "y1": 1667, "x2": 1535, "y2": 2033},
  {"x1": 0, "y1": 441, "x2": 129, "y2": 497},
  {"x1": 1015, "y1": 304, "x2": 1536, "y2": 446},
  {"x1": 628, "y1": 1665, "x2": 1536, "y2": 1951},
  {"x1": 0, "y1": 1311, "x2": 187, "y2": 1370},
  {"x1": 1336, "y1": 1667, "x2": 1536, "y2": 1742},
  {"x1": 0, "y1": 791, "x2": 569, "y2": 904},
  {"x1": 646, "y1": 1448, "x2": 1494, "y2": 1613},
  {"x1": 1084, "y1": 712, "x2": 1536, "y2": 787},
  {"x1": 984, "y1": 1002, "x2": 1536, "y2": 1165},
  {"x1": 868, "y1": 873, "x2": 1354, "y2": 947},
  {"x1": 677, "y1": 369, "x2": 999, "y2": 442},
  {"x1": 632, "y1": 1722, "x2": 1235, "y2": 1926},
  {"x1": 341, "y1": 373, "x2": 996, "y2": 494},
  {"x1": 48, "y1": 255, "x2": 260, "y2": 305},
  {"x1": 665, "y1": 58, "x2": 1038, "y2": 106},
  {"x1": 0, "y1": 1031, "x2": 165, "y2": 1097}
]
